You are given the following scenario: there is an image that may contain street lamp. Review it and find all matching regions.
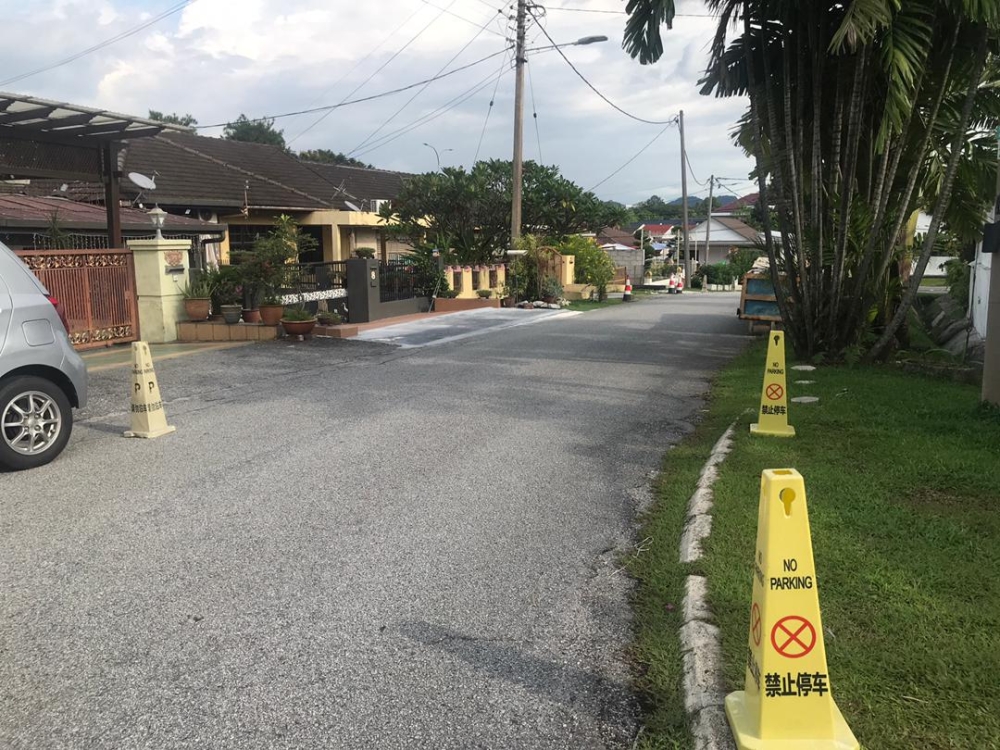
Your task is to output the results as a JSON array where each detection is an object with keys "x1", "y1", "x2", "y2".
[
  {"x1": 423, "y1": 142, "x2": 453, "y2": 171},
  {"x1": 526, "y1": 35, "x2": 609, "y2": 54}
]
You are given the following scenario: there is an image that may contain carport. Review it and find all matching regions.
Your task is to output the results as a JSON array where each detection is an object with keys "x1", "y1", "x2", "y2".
[{"x1": 0, "y1": 90, "x2": 189, "y2": 246}]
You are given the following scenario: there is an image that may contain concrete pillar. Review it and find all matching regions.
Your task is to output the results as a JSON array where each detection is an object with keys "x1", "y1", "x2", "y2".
[
  {"x1": 321, "y1": 224, "x2": 336, "y2": 263},
  {"x1": 128, "y1": 238, "x2": 193, "y2": 344},
  {"x1": 560, "y1": 255, "x2": 575, "y2": 287},
  {"x1": 495, "y1": 265, "x2": 507, "y2": 291},
  {"x1": 444, "y1": 267, "x2": 455, "y2": 292},
  {"x1": 458, "y1": 267, "x2": 475, "y2": 299},
  {"x1": 476, "y1": 266, "x2": 490, "y2": 292}
]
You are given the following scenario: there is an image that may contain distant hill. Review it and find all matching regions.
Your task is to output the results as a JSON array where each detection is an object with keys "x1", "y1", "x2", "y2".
[{"x1": 667, "y1": 195, "x2": 738, "y2": 207}]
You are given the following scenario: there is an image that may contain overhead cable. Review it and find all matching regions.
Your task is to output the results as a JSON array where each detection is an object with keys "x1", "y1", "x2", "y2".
[
  {"x1": 588, "y1": 119, "x2": 677, "y2": 192},
  {"x1": 193, "y1": 48, "x2": 510, "y2": 130},
  {"x1": 0, "y1": 0, "x2": 196, "y2": 88},
  {"x1": 526, "y1": 7, "x2": 675, "y2": 125}
]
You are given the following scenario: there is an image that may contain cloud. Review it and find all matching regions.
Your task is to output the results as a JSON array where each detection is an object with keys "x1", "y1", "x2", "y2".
[{"x1": 0, "y1": 0, "x2": 755, "y2": 205}]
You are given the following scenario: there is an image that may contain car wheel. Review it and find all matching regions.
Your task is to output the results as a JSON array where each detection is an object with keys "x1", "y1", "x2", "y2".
[{"x1": 0, "y1": 376, "x2": 73, "y2": 471}]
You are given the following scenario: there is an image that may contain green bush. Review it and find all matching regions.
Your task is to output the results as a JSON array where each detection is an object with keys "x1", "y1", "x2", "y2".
[
  {"x1": 701, "y1": 263, "x2": 735, "y2": 285},
  {"x1": 727, "y1": 247, "x2": 761, "y2": 281},
  {"x1": 355, "y1": 247, "x2": 376, "y2": 259},
  {"x1": 944, "y1": 258, "x2": 970, "y2": 312},
  {"x1": 557, "y1": 235, "x2": 614, "y2": 299}
]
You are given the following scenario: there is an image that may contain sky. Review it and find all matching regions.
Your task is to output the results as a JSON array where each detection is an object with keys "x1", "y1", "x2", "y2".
[{"x1": 0, "y1": 0, "x2": 757, "y2": 206}]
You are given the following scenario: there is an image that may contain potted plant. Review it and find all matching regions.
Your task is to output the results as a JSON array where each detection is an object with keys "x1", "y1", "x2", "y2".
[
  {"x1": 316, "y1": 311, "x2": 342, "y2": 326},
  {"x1": 220, "y1": 297, "x2": 243, "y2": 324},
  {"x1": 354, "y1": 247, "x2": 376, "y2": 259},
  {"x1": 259, "y1": 294, "x2": 284, "y2": 326},
  {"x1": 540, "y1": 276, "x2": 563, "y2": 304},
  {"x1": 181, "y1": 276, "x2": 212, "y2": 321},
  {"x1": 281, "y1": 305, "x2": 317, "y2": 337},
  {"x1": 476, "y1": 289, "x2": 493, "y2": 300}
]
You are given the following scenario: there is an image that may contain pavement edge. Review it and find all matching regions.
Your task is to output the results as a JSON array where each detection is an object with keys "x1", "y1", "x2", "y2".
[{"x1": 678, "y1": 423, "x2": 737, "y2": 750}]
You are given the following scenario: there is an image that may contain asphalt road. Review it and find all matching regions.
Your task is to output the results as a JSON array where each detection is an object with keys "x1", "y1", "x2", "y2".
[{"x1": 1, "y1": 292, "x2": 748, "y2": 749}]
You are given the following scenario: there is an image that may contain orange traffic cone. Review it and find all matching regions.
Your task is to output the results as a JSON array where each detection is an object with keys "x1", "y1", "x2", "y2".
[{"x1": 623, "y1": 275, "x2": 633, "y2": 302}]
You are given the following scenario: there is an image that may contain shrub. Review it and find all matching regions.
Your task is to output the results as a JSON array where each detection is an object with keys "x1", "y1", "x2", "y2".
[
  {"x1": 944, "y1": 258, "x2": 970, "y2": 313},
  {"x1": 557, "y1": 235, "x2": 614, "y2": 298},
  {"x1": 540, "y1": 276, "x2": 564, "y2": 299},
  {"x1": 476, "y1": 289, "x2": 493, "y2": 299},
  {"x1": 355, "y1": 247, "x2": 376, "y2": 259}
]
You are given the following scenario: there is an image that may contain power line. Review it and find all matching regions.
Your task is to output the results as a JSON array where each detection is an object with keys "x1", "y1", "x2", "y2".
[
  {"x1": 0, "y1": 0, "x2": 196, "y2": 88},
  {"x1": 544, "y1": 5, "x2": 712, "y2": 16},
  {"x1": 354, "y1": 67, "x2": 512, "y2": 158},
  {"x1": 348, "y1": 9, "x2": 502, "y2": 155},
  {"x1": 685, "y1": 150, "x2": 710, "y2": 187},
  {"x1": 419, "y1": 0, "x2": 506, "y2": 35},
  {"x1": 474, "y1": 49, "x2": 511, "y2": 163},
  {"x1": 286, "y1": 2, "x2": 446, "y2": 146},
  {"x1": 194, "y1": 49, "x2": 509, "y2": 130},
  {"x1": 526, "y1": 7, "x2": 675, "y2": 125},
  {"x1": 526, "y1": 59, "x2": 543, "y2": 163},
  {"x1": 588, "y1": 119, "x2": 677, "y2": 192}
]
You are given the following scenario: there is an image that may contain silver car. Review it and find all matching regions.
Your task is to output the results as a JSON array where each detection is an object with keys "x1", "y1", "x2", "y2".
[{"x1": 0, "y1": 242, "x2": 88, "y2": 470}]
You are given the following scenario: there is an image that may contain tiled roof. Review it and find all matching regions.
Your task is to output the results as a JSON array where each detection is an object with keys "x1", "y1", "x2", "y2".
[
  {"x1": 717, "y1": 192, "x2": 759, "y2": 213},
  {"x1": 714, "y1": 216, "x2": 760, "y2": 242},
  {"x1": 596, "y1": 227, "x2": 637, "y2": 246},
  {"x1": 639, "y1": 223, "x2": 674, "y2": 235},
  {"x1": 297, "y1": 161, "x2": 410, "y2": 209},
  {"x1": 120, "y1": 134, "x2": 335, "y2": 210},
  {"x1": 0, "y1": 194, "x2": 222, "y2": 232},
  {"x1": 1, "y1": 134, "x2": 417, "y2": 213}
]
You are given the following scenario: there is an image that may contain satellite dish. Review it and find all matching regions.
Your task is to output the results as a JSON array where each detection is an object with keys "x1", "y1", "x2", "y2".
[
  {"x1": 344, "y1": 200, "x2": 361, "y2": 212},
  {"x1": 128, "y1": 171, "x2": 157, "y2": 190}
]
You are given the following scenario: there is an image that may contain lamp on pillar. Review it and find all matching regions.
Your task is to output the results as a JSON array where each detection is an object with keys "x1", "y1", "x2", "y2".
[{"x1": 148, "y1": 207, "x2": 167, "y2": 240}]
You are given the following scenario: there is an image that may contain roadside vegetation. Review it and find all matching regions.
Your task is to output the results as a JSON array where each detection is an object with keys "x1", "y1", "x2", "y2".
[{"x1": 630, "y1": 341, "x2": 1000, "y2": 749}]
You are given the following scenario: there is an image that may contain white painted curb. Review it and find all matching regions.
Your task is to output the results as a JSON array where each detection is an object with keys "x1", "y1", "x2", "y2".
[{"x1": 678, "y1": 423, "x2": 737, "y2": 750}]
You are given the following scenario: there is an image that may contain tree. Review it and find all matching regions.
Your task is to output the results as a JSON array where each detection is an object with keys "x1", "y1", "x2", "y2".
[
  {"x1": 625, "y1": 0, "x2": 1000, "y2": 361},
  {"x1": 148, "y1": 110, "x2": 197, "y2": 127},
  {"x1": 380, "y1": 160, "x2": 621, "y2": 264},
  {"x1": 223, "y1": 115, "x2": 286, "y2": 149},
  {"x1": 297, "y1": 149, "x2": 373, "y2": 168}
]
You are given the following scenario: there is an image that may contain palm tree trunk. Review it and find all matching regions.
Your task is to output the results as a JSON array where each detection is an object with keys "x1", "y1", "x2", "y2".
[{"x1": 865, "y1": 24, "x2": 989, "y2": 362}]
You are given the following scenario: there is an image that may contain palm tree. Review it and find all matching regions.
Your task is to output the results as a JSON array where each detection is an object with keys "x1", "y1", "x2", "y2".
[{"x1": 625, "y1": 0, "x2": 1000, "y2": 359}]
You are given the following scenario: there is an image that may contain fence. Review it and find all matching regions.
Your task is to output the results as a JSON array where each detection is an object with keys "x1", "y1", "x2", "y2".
[
  {"x1": 15, "y1": 248, "x2": 140, "y2": 350},
  {"x1": 379, "y1": 258, "x2": 419, "y2": 303}
]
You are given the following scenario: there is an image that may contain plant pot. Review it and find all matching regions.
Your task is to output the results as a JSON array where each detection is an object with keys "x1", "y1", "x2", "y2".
[
  {"x1": 242, "y1": 308, "x2": 261, "y2": 324},
  {"x1": 220, "y1": 304, "x2": 242, "y2": 324},
  {"x1": 184, "y1": 297, "x2": 211, "y2": 321},
  {"x1": 259, "y1": 304, "x2": 284, "y2": 326},
  {"x1": 281, "y1": 318, "x2": 317, "y2": 337},
  {"x1": 500, "y1": 296, "x2": 515, "y2": 308},
  {"x1": 542, "y1": 295, "x2": 557, "y2": 304}
]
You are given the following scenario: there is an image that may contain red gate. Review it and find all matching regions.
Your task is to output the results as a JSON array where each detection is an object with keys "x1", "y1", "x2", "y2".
[{"x1": 16, "y1": 248, "x2": 139, "y2": 350}]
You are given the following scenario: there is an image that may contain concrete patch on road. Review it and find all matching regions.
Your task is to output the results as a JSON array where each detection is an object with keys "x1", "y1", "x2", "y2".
[{"x1": 354, "y1": 307, "x2": 581, "y2": 348}]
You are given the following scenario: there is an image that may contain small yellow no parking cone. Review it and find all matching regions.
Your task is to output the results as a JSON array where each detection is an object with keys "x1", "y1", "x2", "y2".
[
  {"x1": 751, "y1": 331, "x2": 795, "y2": 438},
  {"x1": 123, "y1": 341, "x2": 176, "y2": 439},
  {"x1": 726, "y1": 469, "x2": 858, "y2": 749}
]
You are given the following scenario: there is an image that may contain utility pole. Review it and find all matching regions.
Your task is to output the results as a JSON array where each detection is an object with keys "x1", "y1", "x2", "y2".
[
  {"x1": 702, "y1": 174, "x2": 714, "y2": 291},
  {"x1": 510, "y1": 0, "x2": 527, "y2": 248},
  {"x1": 679, "y1": 110, "x2": 691, "y2": 284},
  {"x1": 982, "y1": 127, "x2": 1000, "y2": 405}
]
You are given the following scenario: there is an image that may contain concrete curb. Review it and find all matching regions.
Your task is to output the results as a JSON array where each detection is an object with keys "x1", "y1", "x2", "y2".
[{"x1": 678, "y1": 423, "x2": 737, "y2": 750}]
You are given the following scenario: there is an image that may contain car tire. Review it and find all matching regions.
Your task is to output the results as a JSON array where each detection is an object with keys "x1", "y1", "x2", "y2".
[{"x1": 0, "y1": 375, "x2": 73, "y2": 471}]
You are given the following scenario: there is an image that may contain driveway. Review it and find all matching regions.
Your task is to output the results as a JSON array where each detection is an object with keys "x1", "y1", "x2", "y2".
[{"x1": 1, "y1": 292, "x2": 748, "y2": 749}]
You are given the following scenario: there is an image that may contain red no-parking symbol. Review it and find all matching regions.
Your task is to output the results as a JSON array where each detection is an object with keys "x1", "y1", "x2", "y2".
[
  {"x1": 751, "y1": 603, "x2": 762, "y2": 646},
  {"x1": 771, "y1": 615, "x2": 816, "y2": 658},
  {"x1": 766, "y1": 384, "x2": 784, "y2": 401}
]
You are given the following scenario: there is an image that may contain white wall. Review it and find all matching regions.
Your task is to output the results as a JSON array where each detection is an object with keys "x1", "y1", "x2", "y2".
[{"x1": 972, "y1": 243, "x2": 991, "y2": 338}]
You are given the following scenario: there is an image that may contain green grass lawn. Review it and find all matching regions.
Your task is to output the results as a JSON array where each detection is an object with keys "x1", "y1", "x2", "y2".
[
  {"x1": 919, "y1": 277, "x2": 949, "y2": 287},
  {"x1": 629, "y1": 343, "x2": 1000, "y2": 749}
]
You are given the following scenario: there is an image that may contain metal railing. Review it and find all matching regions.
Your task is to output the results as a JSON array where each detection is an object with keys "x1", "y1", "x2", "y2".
[
  {"x1": 276, "y1": 261, "x2": 348, "y2": 296},
  {"x1": 379, "y1": 259, "x2": 419, "y2": 303}
]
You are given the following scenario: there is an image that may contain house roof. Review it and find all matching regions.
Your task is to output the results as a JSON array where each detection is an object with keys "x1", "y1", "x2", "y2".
[
  {"x1": 3, "y1": 134, "x2": 415, "y2": 213},
  {"x1": 596, "y1": 227, "x2": 637, "y2": 247},
  {"x1": 0, "y1": 194, "x2": 224, "y2": 233},
  {"x1": 715, "y1": 216, "x2": 760, "y2": 242},
  {"x1": 296, "y1": 161, "x2": 409, "y2": 208},
  {"x1": 639, "y1": 223, "x2": 674, "y2": 235},
  {"x1": 716, "y1": 192, "x2": 759, "y2": 213}
]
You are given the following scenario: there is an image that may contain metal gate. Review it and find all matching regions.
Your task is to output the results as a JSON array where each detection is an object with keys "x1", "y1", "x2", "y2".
[{"x1": 16, "y1": 248, "x2": 139, "y2": 350}]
